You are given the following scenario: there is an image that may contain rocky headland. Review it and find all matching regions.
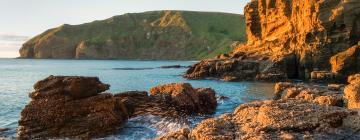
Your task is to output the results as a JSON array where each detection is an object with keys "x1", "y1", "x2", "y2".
[
  {"x1": 19, "y1": 11, "x2": 246, "y2": 60},
  {"x1": 185, "y1": 0, "x2": 360, "y2": 82}
]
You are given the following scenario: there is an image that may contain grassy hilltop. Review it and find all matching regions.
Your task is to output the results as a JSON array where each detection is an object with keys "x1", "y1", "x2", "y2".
[{"x1": 20, "y1": 11, "x2": 246, "y2": 60}]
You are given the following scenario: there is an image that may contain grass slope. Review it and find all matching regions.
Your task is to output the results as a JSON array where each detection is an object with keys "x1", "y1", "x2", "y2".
[{"x1": 22, "y1": 11, "x2": 246, "y2": 60}]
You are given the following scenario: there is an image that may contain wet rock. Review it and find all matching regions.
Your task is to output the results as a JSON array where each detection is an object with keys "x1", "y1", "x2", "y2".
[
  {"x1": 17, "y1": 76, "x2": 128, "y2": 139},
  {"x1": 274, "y1": 82, "x2": 343, "y2": 106},
  {"x1": 344, "y1": 74, "x2": 360, "y2": 109},
  {"x1": 217, "y1": 95, "x2": 230, "y2": 100},
  {"x1": 150, "y1": 83, "x2": 217, "y2": 114},
  {"x1": 114, "y1": 91, "x2": 182, "y2": 118},
  {"x1": 159, "y1": 99, "x2": 360, "y2": 140},
  {"x1": 157, "y1": 128, "x2": 191, "y2": 140}
]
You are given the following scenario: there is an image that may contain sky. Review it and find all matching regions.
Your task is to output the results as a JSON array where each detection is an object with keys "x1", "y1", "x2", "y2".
[{"x1": 0, "y1": 0, "x2": 250, "y2": 58}]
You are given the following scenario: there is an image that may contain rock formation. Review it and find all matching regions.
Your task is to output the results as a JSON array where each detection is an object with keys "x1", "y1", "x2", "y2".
[
  {"x1": 19, "y1": 11, "x2": 246, "y2": 60},
  {"x1": 17, "y1": 76, "x2": 128, "y2": 139},
  {"x1": 17, "y1": 76, "x2": 217, "y2": 139},
  {"x1": 158, "y1": 99, "x2": 360, "y2": 140},
  {"x1": 149, "y1": 83, "x2": 217, "y2": 114},
  {"x1": 185, "y1": 0, "x2": 360, "y2": 81}
]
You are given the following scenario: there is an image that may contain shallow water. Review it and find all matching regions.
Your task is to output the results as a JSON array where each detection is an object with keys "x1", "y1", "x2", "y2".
[{"x1": 0, "y1": 58, "x2": 274, "y2": 139}]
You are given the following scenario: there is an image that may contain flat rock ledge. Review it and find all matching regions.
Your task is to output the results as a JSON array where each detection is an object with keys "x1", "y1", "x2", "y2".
[
  {"x1": 17, "y1": 76, "x2": 217, "y2": 139},
  {"x1": 159, "y1": 74, "x2": 360, "y2": 140}
]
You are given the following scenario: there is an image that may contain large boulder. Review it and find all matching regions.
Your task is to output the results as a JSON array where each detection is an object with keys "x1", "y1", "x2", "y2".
[
  {"x1": 17, "y1": 76, "x2": 128, "y2": 139},
  {"x1": 158, "y1": 99, "x2": 360, "y2": 140},
  {"x1": 150, "y1": 83, "x2": 217, "y2": 114}
]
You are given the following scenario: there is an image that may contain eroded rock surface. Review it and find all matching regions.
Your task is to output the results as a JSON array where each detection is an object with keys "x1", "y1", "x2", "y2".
[
  {"x1": 159, "y1": 99, "x2": 360, "y2": 140},
  {"x1": 274, "y1": 82, "x2": 344, "y2": 106},
  {"x1": 185, "y1": 0, "x2": 360, "y2": 82}
]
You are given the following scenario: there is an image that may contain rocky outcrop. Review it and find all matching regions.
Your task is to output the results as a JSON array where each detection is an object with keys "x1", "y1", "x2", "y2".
[
  {"x1": 158, "y1": 99, "x2": 360, "y2": 140},
  {"x1": 19, "y1": 11, "x2": 246, "y2": 60},
  {"x1": 149, "y1": 83, "x2": 217, "y2": 114},
  {"x1": 274, "y1": 82, "x2": 344, "y2": 106},
  {"x1": 17, "y1": 76, "x2": 217, "y2": 139},
  {"x1": 17, "y1": 76, "x2": 128, "y2": 139},
  {"x1": 344, "y1": 74, "x2": 360, "y2": 109},
  {"x1": 185, "y1": 0, "x2": 360, "y2": 82}
]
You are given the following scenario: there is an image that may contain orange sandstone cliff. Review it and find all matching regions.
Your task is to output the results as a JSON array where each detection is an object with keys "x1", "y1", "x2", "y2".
[{"x1": 185, "y1": 0, "x2": 360, "y2": 82}]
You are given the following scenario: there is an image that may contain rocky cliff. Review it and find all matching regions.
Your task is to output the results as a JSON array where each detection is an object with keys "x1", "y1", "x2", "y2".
[
  {"x1": 185, "y1": 0, "x2": 360, "y2": 81},
  {"x1": 19, "y1": 11, "x2": 246, "y2": 60}
]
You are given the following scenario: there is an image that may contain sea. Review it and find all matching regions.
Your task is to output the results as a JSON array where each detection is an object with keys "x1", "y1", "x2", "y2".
[{"x1": 0, "y1": 58, "x2": 275, "y2": 139}]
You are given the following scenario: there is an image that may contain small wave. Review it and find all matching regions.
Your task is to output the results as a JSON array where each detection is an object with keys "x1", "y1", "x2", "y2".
[{"x1": 101, "y1": 115, "x2": 190, "y2": 140}]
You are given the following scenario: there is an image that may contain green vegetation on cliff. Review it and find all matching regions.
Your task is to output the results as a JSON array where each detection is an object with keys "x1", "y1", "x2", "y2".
[{"x1": 20, "y1": 10, "x2": 245, "y2": 60}]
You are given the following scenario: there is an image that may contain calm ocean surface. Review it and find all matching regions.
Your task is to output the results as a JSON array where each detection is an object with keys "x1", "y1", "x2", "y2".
[{"x1": 0, "y1": 58, "x2": 274, "y2": 139}]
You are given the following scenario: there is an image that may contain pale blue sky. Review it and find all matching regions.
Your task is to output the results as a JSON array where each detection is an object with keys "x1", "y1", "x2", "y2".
[{"x1": 0, "y1": 0, "x2": 250, "y2": 57}]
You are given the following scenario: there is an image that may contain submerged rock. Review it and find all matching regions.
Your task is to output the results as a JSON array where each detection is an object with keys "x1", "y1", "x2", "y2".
[
  {"x1": 159, "y1": 99, "x2": 360, "y2": 140},
  {"x1": 159, "y1": 65, "x2": 188, "y2": 69},
  {"x1": 0, "y1": 128, "x2": 9, "y2": 137}
]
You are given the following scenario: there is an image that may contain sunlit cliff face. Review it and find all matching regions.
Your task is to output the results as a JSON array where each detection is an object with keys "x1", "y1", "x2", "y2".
[{"x1": 231, "y1": 0, "x2": 360, "y2": 78}]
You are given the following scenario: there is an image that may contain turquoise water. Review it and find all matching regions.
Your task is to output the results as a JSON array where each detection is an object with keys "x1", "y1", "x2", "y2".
[{"x1": 0, "y1": 58, "x2": 274, "y2": 139}]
